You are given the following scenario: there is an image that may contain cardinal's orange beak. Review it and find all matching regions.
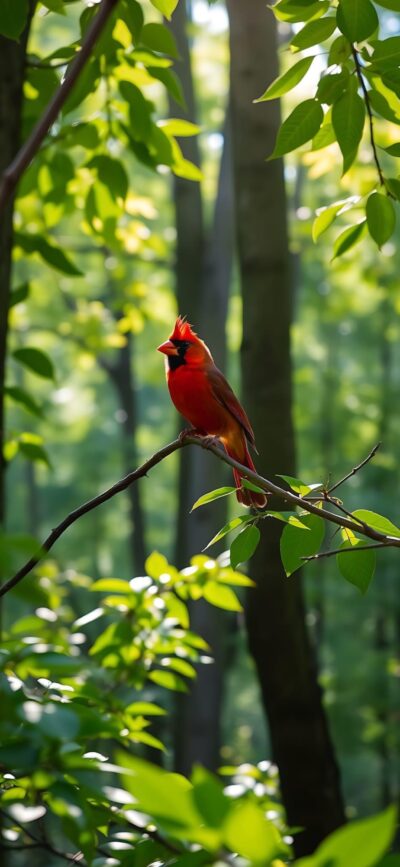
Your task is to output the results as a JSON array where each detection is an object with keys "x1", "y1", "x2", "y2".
[{"x1": 157, "y1": 340, "x2": 179, "y2": 356}]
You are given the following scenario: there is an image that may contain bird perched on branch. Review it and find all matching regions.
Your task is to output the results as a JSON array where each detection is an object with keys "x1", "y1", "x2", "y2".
[{"x1": 157, "y1": 316, "x2": 267, "y2": 509}]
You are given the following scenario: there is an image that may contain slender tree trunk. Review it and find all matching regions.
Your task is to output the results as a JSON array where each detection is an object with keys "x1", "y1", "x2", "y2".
[
  {"x1": 108, "y1": 334, "x2": 147, "y2": 572},
  {"x1": 168, "y1": 3, "x2": 234, "y2": 773},
  {"x1": 0, "y1": 16, "x2": 33, "y2": 524},
  {"x1": 227, "y1": 0, "x2": 345, "y2": 854}
]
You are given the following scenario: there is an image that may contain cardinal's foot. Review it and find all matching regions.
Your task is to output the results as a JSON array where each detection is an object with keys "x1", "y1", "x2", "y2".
[{"x1": 178, "y1": 427, "x2": 206, "y2": 444}]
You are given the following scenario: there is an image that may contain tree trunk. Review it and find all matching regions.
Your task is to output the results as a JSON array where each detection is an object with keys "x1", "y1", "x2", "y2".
[
  {"x1": 227, "y1": 0, "x2": 346, "y2": 854},
  {"x1": 0, "y1": 15, "x2": 33, "y2": 524}
]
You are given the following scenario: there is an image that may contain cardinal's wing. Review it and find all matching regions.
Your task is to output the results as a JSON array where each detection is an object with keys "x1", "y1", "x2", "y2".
[{"x1": 206, "y1": 365, "x2": 256, "y2": 449}]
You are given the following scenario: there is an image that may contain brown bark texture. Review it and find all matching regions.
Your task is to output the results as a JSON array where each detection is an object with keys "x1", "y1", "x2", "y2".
[
  {"x1": 0, "y1": 18, "x2": 33, "y2": 523},
  {"x1": 226, "y1": 0, "x2": 346, "y2": 854}
]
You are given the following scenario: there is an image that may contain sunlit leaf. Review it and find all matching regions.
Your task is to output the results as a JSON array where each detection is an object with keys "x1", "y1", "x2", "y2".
[
  {"x1": 280, "y1": 514, "x2": 324, "y2": 576},
  {"x1": 254, "y1": 56, "x2": 314, "y2": 102},
  {"x1": 352, "y1": 510, "x2": 400, "y2": 538},
  {"x1": 290, "y1": 16, "x2": 336, "y2": 51},
  {"x1": 332, "y1": 221, "x2": 367, "y2": 258},
  {"x1": 203, "y1": 582, "x2": 242, "y2": 612},
  {"x1": 336, "y1": 539, "x2": 376, "y2": 594},
  {"x1": 191, "y1": 487, "x2": 236, "y2": 511},
  {"x1": 269, "y1": 100, "x2": 323, "y2": 159},
  {"x1": 149, "y1": 0, "x2": 179, "y2": 19},
  {"x1": 336, "y1": 0, "x2": 378, "y2": 43},
  {"x1": 366, "y1": 192, "x2": 396, "y2": 248},
  {"x1": 230, "y1": 525, "x2": 260, "y2": 569},
  {"x1": 332, "y1": 80, "x2": 365, "y2": 175}
]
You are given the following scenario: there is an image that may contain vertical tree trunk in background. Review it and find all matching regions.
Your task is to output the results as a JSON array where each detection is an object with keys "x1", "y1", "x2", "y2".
[
  {"x1": 0, "y1": 19, "x2": 33, "y2": 525},
  {"x1": 168, "y1": 2, "x2": 234, "y2": 774},
  {"x1": 227, "y1": 0, "x2": 346, "y2": 854},
  {"x1": 108, "y1": 334, "x2": 147, "y2": 572}
]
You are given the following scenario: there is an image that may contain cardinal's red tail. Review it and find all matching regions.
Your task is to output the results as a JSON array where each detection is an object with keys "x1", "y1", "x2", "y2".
[{"x1": 227, "y1": 444, "x2": 267, "y2": 509}]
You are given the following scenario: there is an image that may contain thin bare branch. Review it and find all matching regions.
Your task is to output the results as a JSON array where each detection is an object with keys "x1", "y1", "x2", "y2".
[
  {"x1": 0, "y1": 0, "x2": 119, "y2": 215},
  {"x1": 351, "y1": 48, "x2": 393, "y2": 197},
  {"x1": 302, "y1": 542, "x2": 388, "y2": 563},
  {"x1": 327, "y1": 441, "x2": 381, "y2": 494},
  {"x1": 1, "y1": 435, "x2": 400, "y2": 599}
]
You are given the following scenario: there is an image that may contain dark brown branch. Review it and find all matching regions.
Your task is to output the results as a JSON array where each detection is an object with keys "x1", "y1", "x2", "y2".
[
  {"x1": 351, "y1": 48, "x2": 393, "y2": 197},
  {"x1": 0, "y1": 0, "x2": 119, "y2": 215},
  {"x1": 302, "y1": 542, "x2": 388, "y2": 563},
  {"x1": 1, "y1": 435, "x2": 400, "y2": 599},
  {"x1": 327, "y1": 441, "x2": 381, "y2": 494}
]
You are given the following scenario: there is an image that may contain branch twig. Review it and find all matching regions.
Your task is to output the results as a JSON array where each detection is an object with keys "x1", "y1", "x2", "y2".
[
  {"x1": 327, "y1": 441, "x2": 381, "y2": 494},
  {"x1": 351, "y1": 47, "x2": 393, "y2": 197},
  {"x1": 0, "y1": 0, "x2": 119, "y2": 215},
  {"x1": 0, "y1": 808, "x2": 84, "y2": 864},
  {"x1": 0, "y1": 436, "x2": 398, "y2": 600},
  {"x1": 302, "y1": 542, "x2": 388, "y2": 563}
]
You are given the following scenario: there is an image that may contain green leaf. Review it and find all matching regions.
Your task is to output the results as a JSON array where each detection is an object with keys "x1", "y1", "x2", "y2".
[
  {"x1": 290, "y1": 16, "x2": 336, "y2": 50},
  {"x1": 91, "y1": 578, "x2": 132, "y2": 593},
  {"x1": 280, "y1": 514, "x2": 325, "y2": 576},
  {"x1": 145, "y1": 551, "x2": 171, "y2": 578},
  {"x1": 273, "y1": 0, "x2": 329, "y2": 23},
  {"x1": 317, "y1": 71, "x2": 349, "y2": 106},
  {"x1": 300, "y1": 806, "x2": 397, "y2": 867},
  {"x1": 328, "y1": 34, "x2": 351, "y2": 65},
  {"x1": 277, "y1": 474, "x2": 312, "y2": 495},
  {"x1": 120, "y1": 0, "x2": 144, "y2": 41},
  {"x1": 352, "y1": 509, "x2": 400, "y2": 537},
  {"x1": 337, "y1": 539, "x2": 376, "y2": 594},
  {"x1": 192, "y1": 767, "x2": 230, "y2": 828},
  {"x1": 374, "y1": 0, "x2": 400, "y2": 8},
  {"x1": 147, "y1": 66, "x2": 185, "y2": 107},
  {"x1": 161, "y1": 658, "x2": 196, "y2": 678},
  {"x1": 372, "y1": 37, "x2": 400, "y2": 72},
  {"x1": 332, "y1": 221, "x2": 367, "y2": 258},
  {"x1": 159, "y1": 118, "x2": 200, "y2": 136},
  {"x1": 15, "y1": 232, "x2": 82, "y2": 276},
  {"x1": 368, "y1": 89, "x2": 400, "y2": 125},
  {"x1": 4, "y1": 386, "x2": 43, "y2": 418},
  {"x1": 386, "y1": 177, "x2": 400, "y2": 201},
  {"x1": 336, "y1": 0, "x2": 378, "y2": 42},
  {"x1": 116, "y1": 752, "x2": 200, "y2": 834},
  {"x1": 242, "y1": 479, "x2": 267, "y2": 494},
  {"x1": 140, "y1": 22, "x2": 178, "y2": 57},
  {"x1": 19, "y1": 440, "x2": 50, "y2": 466},
  {"x1": 332, "y1": 81, "x2": 365, "y2": 175},
  {"x1": 203, "y1": 582, "x2": 242, "y2": 612},
  {"x1": 312, "y1": 201, "x2": 349, "y2": 241},
  {"x1": 149, "y1": 0, "x2": 179, "y2": 19},
  {"x1": 269, "y1": 99, "x2": 323, "y2": 158},
  {"x1": 204, "y1": 515, "x2": 255, "y2": 549},
  {"x1": 267, "y1": 511, "x2": 312, "y2": 529},
  {"x1": 224, "y1": 801, "x2": 281, "y2": 863},
  {"x1": 126, "y1": 701, "x2": 166, "y2": 716},
  {"x1": 0, "y1": 0, "x2": 28, "y2": 39},
  {"x1": 191, "y1": 487, "x2": 236, "y2": 511},
  {"x1": 366, "y1": 192, "x2": 396, "y2": 248},
  {"x1": 230, "y1": 525, "x2": 260, "y2": 569},
  {"x1": 148, "y1": 669, "x2": 188, "y2": 692},
  {"x1": 87, "y1": 155, "x2": 128, "y2": 200},
  {"x1": 383, "y1": 143, "x2": 400, "y2": 156},
  {"x1": 13, "y1": 347, "x2": 54, "y2": 380},
  {"x1": 254, "y1": 56, "x2": 314, "y2": 102},
  {"x1": 9, "y1": 282, "x2": 29, "y2": 308},
  {"x1": 312, "y1": 118, "x2": 336, "y2": 150}
]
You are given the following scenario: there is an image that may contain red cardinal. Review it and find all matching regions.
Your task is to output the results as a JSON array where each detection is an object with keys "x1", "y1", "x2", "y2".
[{"x1": 158, "y1": 316, "x2": 267, "y2": 509}]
